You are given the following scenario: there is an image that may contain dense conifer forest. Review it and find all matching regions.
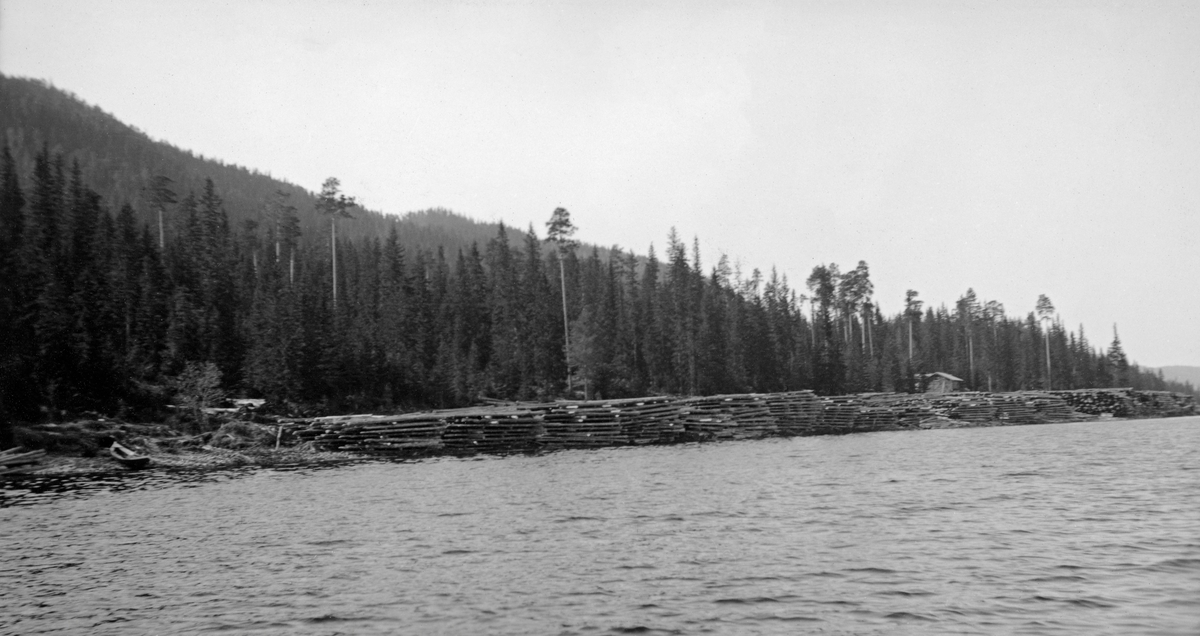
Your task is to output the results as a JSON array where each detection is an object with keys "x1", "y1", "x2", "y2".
[{"x1": 0, "y1": 74, "x2": 1193, "y2": 424}]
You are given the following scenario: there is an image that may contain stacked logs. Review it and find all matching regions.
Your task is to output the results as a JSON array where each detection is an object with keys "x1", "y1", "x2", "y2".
[
  {"x1": 992, "y1": 395, "x2": 1040, "y2": 424},
  {"x1": 1051, "y1": 389, "x2": 1135, "y2": 417},
  {"x1": 1022, "y1": 393, "x2": 1077, "y2": 420},
  {"x1": 765, "y1": 391, "x2": 823, "y2": 435},
  {"x1": 441, "y1": 407, "x2": 543, "y2": 453},
  {"x1": 862, "y1": 394, "x2": 943, "y2": 429},
  {"x1": 679, "y1": 394, "x2": 777, "y2": 440},
  {"x1": 855, "y1": 406, "x2": 900, "y2": 431},
  {"x1": 284, "y1": 387, "x2": 1194, "y2": 456},
  {"x1": 817, "y1": 396, "x2": 861, "y2": 434},
  {"x1": 1128, "y1": 390, "x2": 1195, "y2": 417},
  {"x1": 608, "y1": 396, "x2": 688, "y2": 445},
  {"x1": 292, "y1": 413, "x2": 446, "y2": 453},
  {"x1": 535, "y1": 402, "x2": 627, "y2": 449},
  {"x1": 945, "y1": 393, "x2": 999, "y2": 425}
]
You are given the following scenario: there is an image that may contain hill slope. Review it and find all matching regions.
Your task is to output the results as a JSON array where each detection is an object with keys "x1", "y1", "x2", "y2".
[
  {"x1": 0, "y1": 73, "x2": 1193, "y2": 420},
  {"x1": 0, "y1": 74, "x2": 537, "y2": 259}
]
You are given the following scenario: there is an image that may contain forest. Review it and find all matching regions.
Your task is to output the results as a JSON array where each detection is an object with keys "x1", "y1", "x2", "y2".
[
  {"x1": 0, "y1": 74, "x2": 1193, "y2": 425},
  {"x1": 0, "y1": 142, "x2": 1193, "y2": 427}
]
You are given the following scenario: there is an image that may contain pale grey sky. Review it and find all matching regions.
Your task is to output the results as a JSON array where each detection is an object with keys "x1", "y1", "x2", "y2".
[{"x1": 2, "y1": 0, "x2": 1197, "y2": 367}]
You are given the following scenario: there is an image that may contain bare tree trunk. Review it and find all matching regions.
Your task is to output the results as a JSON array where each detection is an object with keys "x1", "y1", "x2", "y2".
[
  {"x1": 968, "y1": 331, "x2": 974, "y2": 387},
  {"x1": 908, "y1": 319, "x2": 913, "y2": 361},
  {"x1": 1044, "y1": 329, "x2": 1052, "y2": 390},
  {"x1": 331, "y1": 220, "x2": 338, "y2": 307},
  {"x1": 558, "y1": 257, "x2": 571, "y2": 393},
  {"x1": 867, "y1": 314, "x2": 873, "y2": 357}
]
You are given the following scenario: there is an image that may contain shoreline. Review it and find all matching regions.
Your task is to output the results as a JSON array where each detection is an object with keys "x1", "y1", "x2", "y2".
[
  {"x1": 7, "y1": 411, "x2": 1194, "y2": 479},
  {"x1": 3, "y1": 387, "x2": 1195, "y2": 478}
]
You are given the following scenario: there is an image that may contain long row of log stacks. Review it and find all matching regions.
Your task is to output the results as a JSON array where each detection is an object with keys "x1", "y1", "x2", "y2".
[{"x1": 289, "y1": 389, "x2": 1197, "y2": 456}]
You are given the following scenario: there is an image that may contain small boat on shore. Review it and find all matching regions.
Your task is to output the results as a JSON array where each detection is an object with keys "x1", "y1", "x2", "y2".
[{"x1": 109, "y1": 442, "x2": 151, "y2": 469}]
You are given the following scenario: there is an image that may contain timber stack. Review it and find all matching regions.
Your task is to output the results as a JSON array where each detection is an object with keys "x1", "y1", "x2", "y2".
[
  {"x1": 442, "y1": 407, "x2": 542, "y2": 452},
  {"x1": 680, "y1": 394, "x2": 777, "y2": 440},
  {"x1": 536, "y1": 402, "x2": 625, "y2": 449},
  {"x1": 765, "y1": 391, "x2": 823, "y2": 435},
  {"x1": 287, "y1": 388, "x2": 1196, "y2": 456}
]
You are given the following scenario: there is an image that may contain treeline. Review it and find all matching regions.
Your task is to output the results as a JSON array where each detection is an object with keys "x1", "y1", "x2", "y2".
[
  {"x1": 0, "y1": 75, "x2": 576, "y2": 284},
  {"x1": 0, "y1": 146, "x2": 1192, "y2": 423}
]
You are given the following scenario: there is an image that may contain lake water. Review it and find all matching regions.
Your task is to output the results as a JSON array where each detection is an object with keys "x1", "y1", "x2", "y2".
[{"x1": 2, "y1": 417, "x2": 1199, "y2": 635}]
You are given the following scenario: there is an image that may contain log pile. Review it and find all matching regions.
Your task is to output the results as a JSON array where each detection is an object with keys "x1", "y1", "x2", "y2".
[
  {"x1": 442, "y1": 408, "x2": 542, "y2": 453},
  {"x1": 679, "y1": 394, "x2": 777, "y2": 440},
  {"x1": 1051, "y1": 389, "x2": 1134, "y2": 417},
  {"x1": 765, "y1": 391, "x2": 823, "y2": 435},
  {"x1": 992, "y1": 396, "x2": 1040, "y2": 424},
  {"x1": 863, "y1": 394, "x2": 942, "y2": 429},
  {"x1": 1128, "y1": 390, "x2": 1195, "y2": 417},
  {"x1": 344, "y1": 414, "x2": 447, "y2": 454},
  {"x1": 894, "y1": 406, "x2": 943, "y2": 429},
  {"x1": 856, "y1": 393, "x2": 904, "y2": 428},
  {"x1": 1021, "y1": 393, "x2": 1077, "y2": 420},
  {"x1": 607, "y1": 396, "x2": 687, "y2": 445},
  {"x1": 817, "y1": 396, "x2": 862, "y2": 434},
  {"x1": 290, "y1": 413, "x2": 449, "y2": 454},
  {"x1": 944, "y1": 393, "x2": 999, "y2": 425},
  {"x1": 282, "y1": 387, "x2": 1194, "y2": 457},
  {"x1": 855, "y1": 406, "x2": 899, "y2": 431},
  {"x1": 536, "y1": 402, "x2": 627, "y2": 449}
]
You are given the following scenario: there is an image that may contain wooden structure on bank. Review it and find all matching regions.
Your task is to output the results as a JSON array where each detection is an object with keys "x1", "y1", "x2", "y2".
[
  {"x1": 923, "y1": 372, "x2": 964, "y2": 394},
  {"x1": 288, "y1": 388, "x2": 1196, "y2": 456}
]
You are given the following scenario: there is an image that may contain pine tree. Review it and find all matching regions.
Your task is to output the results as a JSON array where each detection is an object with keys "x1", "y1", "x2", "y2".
[
  {"x1": 315, "y1": 177, "x2": 356, "y2": 307},
  {"x1": 1036, "y1": 294, "x2": 1055, "y2": 389},
  {"x1": 807, "y1": 264, "x2": 843, "y2": 395},
  {"x1": 545, "y1": 207, "x2": 578, "y2": 394}
]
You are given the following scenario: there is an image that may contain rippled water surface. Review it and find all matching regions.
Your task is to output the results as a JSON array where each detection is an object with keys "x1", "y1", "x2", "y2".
[{"x1": 3, "y1": 417, "x2": 1199, "y2": 635}]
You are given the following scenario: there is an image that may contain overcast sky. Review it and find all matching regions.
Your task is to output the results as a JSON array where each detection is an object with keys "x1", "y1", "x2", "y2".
[{"x1": 2, "y1": 0, "x2": 1198, "y2": 368}]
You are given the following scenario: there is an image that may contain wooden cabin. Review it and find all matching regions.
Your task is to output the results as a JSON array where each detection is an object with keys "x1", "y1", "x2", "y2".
[{"x1": 923, "y1": 372, "x2": 963, "y2": 394}]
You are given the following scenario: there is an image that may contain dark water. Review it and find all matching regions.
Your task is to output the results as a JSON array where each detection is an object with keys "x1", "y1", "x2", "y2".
[{"x1": 3, "y1": 417, "x2": 1198, "y2": 635}]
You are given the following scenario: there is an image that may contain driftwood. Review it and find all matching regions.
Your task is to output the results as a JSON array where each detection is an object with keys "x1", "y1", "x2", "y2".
[{"x1": 0, "y1": 447, "x2": 47, "y2": 475}]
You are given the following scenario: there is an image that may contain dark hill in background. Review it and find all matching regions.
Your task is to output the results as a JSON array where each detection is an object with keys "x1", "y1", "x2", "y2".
[
  {"x1": 1158, "y1": 366, "x2": 1200, "y2": 390},
  {"x1": 0, "y1": 74, "x2": 581, "y2": 261}
]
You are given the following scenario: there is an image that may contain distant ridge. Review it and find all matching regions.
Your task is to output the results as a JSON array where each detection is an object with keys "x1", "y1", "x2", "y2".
[{"x1": 1157, "y1": 366, "x2": 1200, "y2": 390}]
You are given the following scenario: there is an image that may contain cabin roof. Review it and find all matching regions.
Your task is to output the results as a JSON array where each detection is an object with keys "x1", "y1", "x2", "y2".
[{"x1": 925, "y1": 372, "x2": 964, "y2": 382}]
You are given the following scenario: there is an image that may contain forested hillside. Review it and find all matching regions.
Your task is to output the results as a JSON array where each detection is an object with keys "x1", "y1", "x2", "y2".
[
  {"x1": 0, "y1": 74, "x2": 514, "y2": 263},
  {"x1": 0, "y1": 74, "x2": 1193, "y2": 423}
]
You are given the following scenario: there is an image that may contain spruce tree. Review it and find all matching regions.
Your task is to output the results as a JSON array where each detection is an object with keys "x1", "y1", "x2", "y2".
[{"x1": 1108, "y1": 325, "x2": 1129, "y2": 387}]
